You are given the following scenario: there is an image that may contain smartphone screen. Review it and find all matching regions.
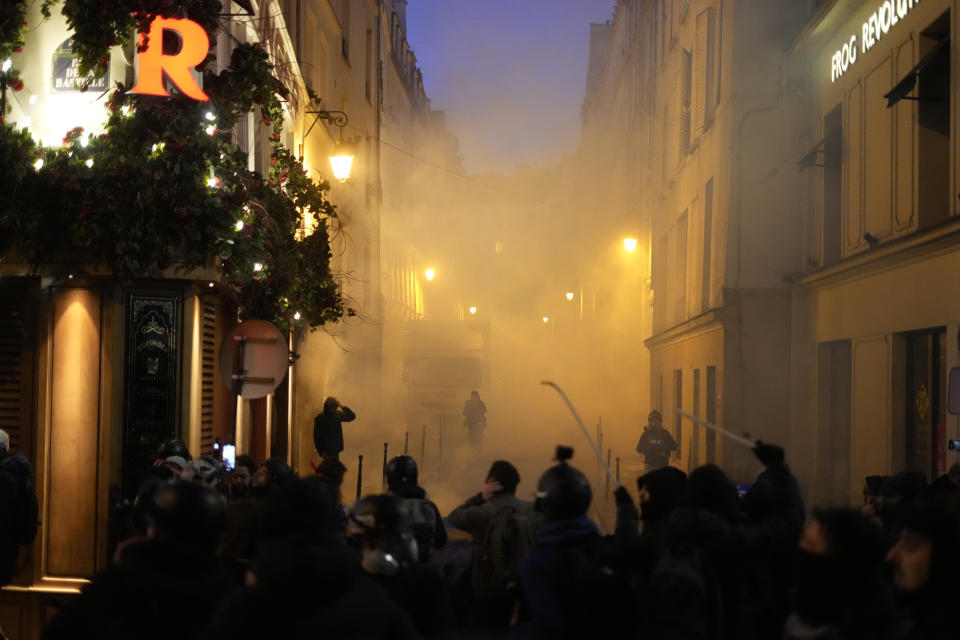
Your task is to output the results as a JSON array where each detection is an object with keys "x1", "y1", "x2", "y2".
[{"x1": 222, "y1": 444, "x2": 236, "y2": 471}]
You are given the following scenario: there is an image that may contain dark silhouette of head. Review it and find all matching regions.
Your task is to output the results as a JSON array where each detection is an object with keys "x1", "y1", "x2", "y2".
[
  {"x1": 487, "y1": 460, "x2": 520, "y2": 495},
  {"x1": 386, "y1": 455, "x2": 418, "y2": 491},
  {"x1": 536, "y1": 446, "x2": 592, "y2": 520}
]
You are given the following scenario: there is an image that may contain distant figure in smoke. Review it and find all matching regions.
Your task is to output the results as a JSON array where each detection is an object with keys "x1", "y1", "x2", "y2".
[
  {"x1": 313, "y1": 396, "x2": 356, "y2": 462},
  {"x1": 462, "y1": 390, "x2": 487, "y2": 449},
  {"x1": 636, "y1": 409, "x2": 677, "y2": 469}
]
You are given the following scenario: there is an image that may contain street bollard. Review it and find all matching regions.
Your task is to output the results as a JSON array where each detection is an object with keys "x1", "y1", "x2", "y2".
[
  {"x1": 605, "y1": 448, "x2": 612, "y2": 497},
  {"x1": 382, "y1": 442, "x2": 388, "y2": 490},
  {"x1": 616, "y1": 456, "x2": 621, "y2": 485},
  {"x1": 404, "y1": 431, "x2": 409, "y2": 455},
  {"x1": 356, "y1": 454, "x2": 363, "y2": 501},
  {"x1": 420, "y1": 424, "x2": 426, "y2": 464}
]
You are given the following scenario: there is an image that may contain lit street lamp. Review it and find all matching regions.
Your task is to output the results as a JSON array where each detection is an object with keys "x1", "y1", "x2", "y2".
[
  {"x1": 328, "y1": 138, "x2": 355, "y2": 182},
  {"x1": 623, "y1": 237, "x2": 638, "y2": 252},
  {"x1": 542, "y1": 316, "x2": 550, "y2": 324},
  {"x1": 468, "y1": 306, "x2": 477, "y2": 315},
  {"x1": 424, "y1": 268, "x2": 436, "y2": 282},
  {"x1": 565, "y1": 292, "x2": 575, "y2": 301}
]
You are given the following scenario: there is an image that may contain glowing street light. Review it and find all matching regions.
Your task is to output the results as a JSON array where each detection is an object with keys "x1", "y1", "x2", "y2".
[
  {"x1": 542, "y1": 316, "x2": 550, "y2": 324},
  {"x1": 329, "y1": 139, "x2": 355, "y2": 183},
  {"x1": 468, "y1": 306, "x2": 477, "y2": 315},
  {"x1": 565, "y1": 292, "x2": 575, "y2": 301},
  {"x1": 424, "y1": 268, "x2": 436, "y2": 282},
  {"x1": 623, "y1": 237, "x2": 638, "y2": 252}
]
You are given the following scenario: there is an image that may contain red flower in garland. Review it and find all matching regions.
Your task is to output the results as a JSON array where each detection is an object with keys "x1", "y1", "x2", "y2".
[{"x1": 12, "y1": 78, "x2": 24, "y2": 92}]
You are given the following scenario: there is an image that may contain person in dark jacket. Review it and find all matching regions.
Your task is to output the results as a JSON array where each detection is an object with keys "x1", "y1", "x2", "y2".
[
  {"x1": 784, "y1": 508, "x2": 903, "y2": 640},
  {"x1": 386, "y1": 456, "x2": 446, "y2": 562},
  {"x1": 448, "y1": 459, "x2": 537, "y2": 629},
  {"x1": 520, "y1": 447, "x2": 629, "y2": 639},
  {"x1": 614, "y1": 465, "x2": 687, "y2": 576},
  {"x1": 313, "y1": 396, "x2": 356, "y2": 461},
  {"x1": 42, "y1": 481, "x2": 230, "y2": 640},
  {"x1": 636, "y1": 410, "x2": 677, "y2": 469},
  {"x1": 0, "y1": 429, "x2": 36, "y2": 587},
  {"x1": 462, "y1": 390, "x2": 487, "y2": 449},
  {"x1": 885, "y1": 488, "x2": 960, "y2": 640}
]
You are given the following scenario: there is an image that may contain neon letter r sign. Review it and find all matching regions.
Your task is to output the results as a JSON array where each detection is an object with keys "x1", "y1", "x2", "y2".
[{"x1": 130, "y1": 17, "x2": 210, "y2": 101}]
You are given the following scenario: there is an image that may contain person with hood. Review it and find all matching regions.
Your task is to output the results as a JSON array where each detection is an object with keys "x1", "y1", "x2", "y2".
[
  {"x1": 462, "y1": 390, "x2": 487, "y2": 449},
  {"x1": 386, "y1": 456, "x2": 446, "y2": 562},
  {"x1": 885, "y1": 488, "x2": 960, "y2": 640},
  {"x1": 313, "y1": 396, "x2": 356, "y2": 461},
  {"x1": 636, "y1": 410, "x2": 678, "y2": 469},
  {"x1": 448, "y1": 459, "x2": 537, "y2": 629},
  {"x1": 784, "y1": 508, "x2": 903, "y2": 640},
  {"x1": 520, "y1": 446, "x2": 629, "y2": 638},
  {"x1": 614, "y1": 466, "x2": 687, "y2": 574},
  {"x1": 211, "y1": 478, "x2": 420, "y2": 640},
  {"x1": 0, "y1": 429, "x2": 38, "y2": 587}
]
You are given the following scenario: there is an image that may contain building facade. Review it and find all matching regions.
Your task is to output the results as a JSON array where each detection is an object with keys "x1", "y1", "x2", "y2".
[
  {"x1": 582, "y1": 0, "x2": 810, "y2": 481},
  {"x1": 0, "y1": 0, "x2": 461, "y2": 635},
  {"x1": 789, "y1": 0, "x2": 960, "y2": 506}
]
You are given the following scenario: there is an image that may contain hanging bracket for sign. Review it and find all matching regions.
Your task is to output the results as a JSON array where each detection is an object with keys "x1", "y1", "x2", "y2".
[{"x1": 219, "y1": 321, "x2": 289, "y2": 399}]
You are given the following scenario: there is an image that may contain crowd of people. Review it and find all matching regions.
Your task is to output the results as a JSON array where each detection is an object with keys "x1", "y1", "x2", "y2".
[{"x1": 3, "y1": 423, "x2": 960, "y2": 639}]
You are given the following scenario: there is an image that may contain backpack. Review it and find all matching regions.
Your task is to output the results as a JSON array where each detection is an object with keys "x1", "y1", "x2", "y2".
[
  {"x1": 553, "y1": 535, "x2": 630, "y2": 636},
  {"x1": 480, "y1": 504, "x2": 537, "y2": 592},
  {"x1": 403, "y1": 498, "x2": 438, "y2": 562}
]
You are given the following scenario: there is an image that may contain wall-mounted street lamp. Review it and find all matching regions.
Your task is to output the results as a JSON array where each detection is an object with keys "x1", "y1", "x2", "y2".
[
  {"x1": 565, "y1": 292, "x2": 575, "y2": 301},
  {"x1": 468, "y1": 306, "x2": 478, "y2": 315},
  {"x1": 623, "y1": 237, "x2": 638, "y2": 252},
  {"x1": 424, "y1": 268, "x2": 436, "y2": 282},
  {"x1": 304, "y1": 106, "x2": 354, "y2": 182}
]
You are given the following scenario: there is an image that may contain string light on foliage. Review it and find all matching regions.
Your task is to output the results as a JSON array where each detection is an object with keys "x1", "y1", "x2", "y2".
[
  {"x1": 205, "y1": 125, "x2": 216, "y2": 135},
  {"x1": 235, "y1": 220, "x2": 244, "y2": 231},
  {"x1": 28, "y1": 94, "x2": 37, "y2": 105},
  {"x1": 120, "y1": 105, "x2": 132, "y2": 117},
  {"x1": 33, "y1": 158, "x2": 43, "y2": 171},
  {"x1": 253, "y1": 262, "x2": 263, "y2": 272},
  {"x1": 205, "y1": 111, "x2": 215, "y2": 121},
  {"x1": 293, "y1": 311, "x2": 301, "y2": 320},
  {"x1": 208, "y1": 282, "x2": 215, "y2": 288},
  {"x1": 80, "y1": 133, "x2": 89, "y2": 147},
  {"x1": 207, "y1": 175, "x2": 219, "y2": 188},
  {"x1": 85, "y1": 158, "x2": 93, "y2": 168},
  {"x1": 1, "y1": 59, "x2": 10, "y2": 72}
]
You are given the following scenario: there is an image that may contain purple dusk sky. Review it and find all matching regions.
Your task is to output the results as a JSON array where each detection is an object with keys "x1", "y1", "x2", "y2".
[{"x1": 405, "y1": 0, "x2": 614, "y2": 175}]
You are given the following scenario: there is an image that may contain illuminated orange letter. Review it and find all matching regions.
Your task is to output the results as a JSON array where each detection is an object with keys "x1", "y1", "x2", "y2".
[{"x1": 130, "y1": 17, "x2": 210, "y2": 101}]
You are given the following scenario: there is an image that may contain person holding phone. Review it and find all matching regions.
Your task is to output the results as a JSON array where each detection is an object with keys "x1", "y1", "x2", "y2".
[{"x1": 313, "y1": 396, "x2": 356, "y2": 462}]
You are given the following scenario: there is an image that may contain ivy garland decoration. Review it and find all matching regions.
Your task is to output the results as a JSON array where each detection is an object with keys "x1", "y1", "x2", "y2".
[{"x1": 0, "y1": 0, "x2": 348, "y2": 331}]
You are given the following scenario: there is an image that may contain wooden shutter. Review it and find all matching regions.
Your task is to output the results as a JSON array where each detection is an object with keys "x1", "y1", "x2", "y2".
[
  {"x1": 199, "y1": 298, "x2": 217, "y2": 456},
  {"x1": 694, "y1": 11, "x2": 708, "y2": 134},
  {"x1": 0, "y1": 281, "x2": 35, "y2": 458}
]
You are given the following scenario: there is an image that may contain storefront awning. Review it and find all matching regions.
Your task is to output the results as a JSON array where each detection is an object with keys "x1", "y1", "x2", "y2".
[{"x1": 884, "y1": 37, "x2": 949, "y2": 108}]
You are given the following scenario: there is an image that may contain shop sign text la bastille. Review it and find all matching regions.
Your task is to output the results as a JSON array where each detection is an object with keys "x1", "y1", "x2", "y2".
[
  {"x1": 130, "y1": 16, "x2": 210, "y2": 101},
  {"x1": 831, "y1": 0, "x2": 923, "y2": 83}
]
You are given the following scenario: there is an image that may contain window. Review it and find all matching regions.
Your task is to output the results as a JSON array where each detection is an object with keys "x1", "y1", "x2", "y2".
[
  {"x1": 673, "y1": 369, "x2": 683, "y2": 459},
  {"x1": 340, "y1": 0, "x2": 351, "y2": 61},
  {"x1": 917, "y1": 12, "x2": 950, "y2": 229},
  {"x1": 365, "y1": 28, "x2": 373, "y2": 102},
  {"x1": 701, "y1": 178, "x2": 713, "y2": 312},
  {"x1": 696, "y1": 7, "x2": 718, "y2": 129},
  {"x1": 676, "y1": 211, "x2": 688, "y2": 323},
  {"x1": 680, "y1": 48, "x2": 692, "y2": 155},
  {"x1": 706, "y1": 367, "x2": 717, "y2": 463},
  {"x1": 692, "y1": 369, "x2": 701, "y2": 465},
  {"x1": 822, "y1": 105, "x2": 842, "y2": 266}
]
